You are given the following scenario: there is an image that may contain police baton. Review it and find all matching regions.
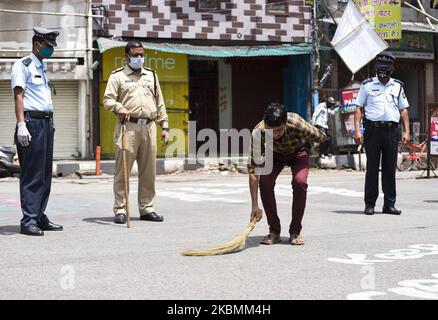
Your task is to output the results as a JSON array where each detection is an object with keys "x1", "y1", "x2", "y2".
[{"x1": 120, "y1": 121, "x2": 131, "y2": 228}]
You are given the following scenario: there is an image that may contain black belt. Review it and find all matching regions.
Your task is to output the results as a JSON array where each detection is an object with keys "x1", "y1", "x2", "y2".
[
  {"x1": 365, "y1": 120, "x2": 398, "y2": 128},
  {"x1": 127, "y1": 117, "x2": 152, "y2": 125},
  {"x1": 25, "y1": 111, "x2": 53, "y2": 119}
]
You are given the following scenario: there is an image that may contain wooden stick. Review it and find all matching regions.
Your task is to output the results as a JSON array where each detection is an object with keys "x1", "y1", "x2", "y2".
[{"x1": 121, "y1": 124, "x2": 131, "y2": 228}]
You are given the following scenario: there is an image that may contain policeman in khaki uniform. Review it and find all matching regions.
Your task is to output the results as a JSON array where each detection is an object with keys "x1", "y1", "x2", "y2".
[
  {"x1": 103, "y1": 40, "x2": 169, "y2": 224},
  {"x1": 354, "y1": 53, "x2": 410, "y2": 216},
  {"x1": 11, "y1": 27, "x2": 63, "y2": 236}
]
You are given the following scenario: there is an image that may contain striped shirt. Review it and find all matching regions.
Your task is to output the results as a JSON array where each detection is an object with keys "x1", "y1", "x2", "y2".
[{"x1": 247, "y1": 112, "x2": 326, "y2": 173}]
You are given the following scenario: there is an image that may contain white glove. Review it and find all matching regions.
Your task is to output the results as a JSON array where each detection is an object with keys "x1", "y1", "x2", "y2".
[{"x1": 17, "y1": 121, "x2": 32, "y2": 147}]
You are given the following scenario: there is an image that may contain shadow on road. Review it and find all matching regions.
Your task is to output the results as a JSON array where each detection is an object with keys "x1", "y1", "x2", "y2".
[
  {"x1": 0, "y1": 225, "x2": 20, "y2": 235},
  {"x1": 332, "y1": 210, "x2": 366, "y2": 215},
  {"x1": 246, "y1": 235, "x2": 308, "y2": 247},
  {"x1": 245, "y1": 236, "x2": 264, "y2": 249},
  {"x1": 83, "y1": 216, "x2": 142, "y2": 226}
]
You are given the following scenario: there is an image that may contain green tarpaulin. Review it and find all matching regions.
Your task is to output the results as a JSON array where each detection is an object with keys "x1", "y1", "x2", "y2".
[{"x1": 96, "y1": 37, "x2": 313, "y2": 57}]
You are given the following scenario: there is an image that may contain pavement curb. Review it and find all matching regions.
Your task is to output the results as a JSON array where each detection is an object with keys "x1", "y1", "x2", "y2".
[{"x1": 54, "y1": 153, "x2": 405, "y2": 177}]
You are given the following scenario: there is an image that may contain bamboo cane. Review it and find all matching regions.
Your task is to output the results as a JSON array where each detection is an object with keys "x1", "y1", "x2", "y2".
[
  {"x1": 121, "y1": 124, "x2": 131, "y2": 228},
  {"x1": 180, "y1": 218, "x2": 258, "y2": 256}
]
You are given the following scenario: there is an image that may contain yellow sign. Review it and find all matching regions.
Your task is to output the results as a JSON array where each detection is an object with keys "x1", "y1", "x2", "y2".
[
  {"x1": 102, "y1": 47, "x2": 188, "y2": 82},
  {"x1": 355, "y1": 0, "x2": 402, "y2": 40}
]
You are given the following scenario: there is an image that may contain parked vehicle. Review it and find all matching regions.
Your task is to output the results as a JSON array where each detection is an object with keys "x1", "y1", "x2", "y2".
[{"x1": 0, "y1": 145, "x2": 20, "y2": 177}]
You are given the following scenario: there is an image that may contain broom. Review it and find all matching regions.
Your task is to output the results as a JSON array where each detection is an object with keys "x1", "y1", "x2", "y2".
[{"x1": 180, "y1": 217, "x2": 258, "y2": 256}]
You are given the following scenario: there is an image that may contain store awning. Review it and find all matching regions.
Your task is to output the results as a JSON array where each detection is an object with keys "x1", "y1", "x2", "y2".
[{"x1": 96, "y1": 37, "x2": 313, "y2": 57}]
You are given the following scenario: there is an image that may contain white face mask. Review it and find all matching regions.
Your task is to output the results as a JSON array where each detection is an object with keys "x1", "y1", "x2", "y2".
[{"x1": 128, "y1": 56, "x2": 144, "y2": 70}]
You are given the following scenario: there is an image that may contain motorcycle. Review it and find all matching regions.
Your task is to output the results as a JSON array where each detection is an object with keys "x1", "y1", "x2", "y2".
[{"x1": 0, "y1": 145, "x2": 21, "y2": 177}]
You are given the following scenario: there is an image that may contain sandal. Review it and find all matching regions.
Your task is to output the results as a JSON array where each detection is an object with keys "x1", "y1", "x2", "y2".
[
  {"x1": 260, "y1": 233, "x2": 281, "y2": 245},
  {"x1": 289, "y1": 234, "x2": 304, "y2": 245}
]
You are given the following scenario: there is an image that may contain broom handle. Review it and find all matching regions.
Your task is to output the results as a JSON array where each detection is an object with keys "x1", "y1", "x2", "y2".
[
  {"x1": 248, "y1": 217, "x2": 258, "y2": 232},
  {"x1": 121, "y1": 124, "x2": 131, "y2": 228}
]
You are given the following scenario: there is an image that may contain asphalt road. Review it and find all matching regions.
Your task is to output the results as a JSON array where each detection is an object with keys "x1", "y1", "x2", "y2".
[{"x1": 0, "y1": 169, "x2": 437, "y2": 300}]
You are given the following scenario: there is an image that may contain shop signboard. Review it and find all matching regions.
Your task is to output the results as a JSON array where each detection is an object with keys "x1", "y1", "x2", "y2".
[
  {"x1": 340, "y1": 87, "x2": 360, "y2": 114},
  {"x1": 430, "y1": 108, "x2": 438, "y2": 156}
]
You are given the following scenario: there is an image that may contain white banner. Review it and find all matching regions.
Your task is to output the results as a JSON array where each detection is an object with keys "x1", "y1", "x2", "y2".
[{"x1": 331, "y1": 0, "x2": 388, "y2": 74}]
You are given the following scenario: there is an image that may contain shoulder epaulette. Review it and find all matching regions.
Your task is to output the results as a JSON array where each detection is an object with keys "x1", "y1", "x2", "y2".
[
  {"x1": 362, "y1": 78, "x2": 372, "y2": 85},
  {"x1": 393, "y1": 79, "x2": 404, "y2": 86},
  {"x1": 111, "y1": 67, "x2": 124, "y2": 74},
  {"x1": 144, "y1": 67, "x2": 155, "y2": 73},
  {"x1": 22, "y1": 57, "x2": 32, "y2": 67}
]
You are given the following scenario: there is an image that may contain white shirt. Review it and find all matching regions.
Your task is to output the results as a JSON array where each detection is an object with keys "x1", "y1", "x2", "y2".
[
  {"x1": 11, "y1": 53, "x2": 53, "y2": 112},
  {"x1": 311, "y1": 102, "x2": 337, "y2": 129},
  {"x1": 355, "y1": 76, "x2": 409, "y2": 122}
]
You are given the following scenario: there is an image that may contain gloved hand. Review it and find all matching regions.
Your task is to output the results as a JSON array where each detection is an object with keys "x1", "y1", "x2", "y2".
[{"x1": 17, "y1": 121, "x2": 32, "y2": 147}]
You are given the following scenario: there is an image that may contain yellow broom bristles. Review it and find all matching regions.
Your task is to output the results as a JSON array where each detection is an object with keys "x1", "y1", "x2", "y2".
[{"x1": 180, "y1": 218, "x2": 258, "y2": 256}]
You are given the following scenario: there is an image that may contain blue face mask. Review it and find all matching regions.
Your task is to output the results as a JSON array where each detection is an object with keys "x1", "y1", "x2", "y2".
[
  {"x1": 128, "y1": 56, "x2": 144, "y2": 70},
  {"x1": 38, "y1": 44, "x2": 54, "y2": 59}
]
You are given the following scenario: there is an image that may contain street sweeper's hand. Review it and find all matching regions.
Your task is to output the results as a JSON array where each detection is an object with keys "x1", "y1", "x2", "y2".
[{"x1": 250, "y1": 206, "x2": 263, "y2": 222}]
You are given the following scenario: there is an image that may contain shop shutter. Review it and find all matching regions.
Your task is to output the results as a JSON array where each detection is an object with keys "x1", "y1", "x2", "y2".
[
  {"x1": 51, "y1": 81, "x2": 79, "y2": 159},
  {"x1": 0, "y1": 81, "x2": 18, "y2": 147}
]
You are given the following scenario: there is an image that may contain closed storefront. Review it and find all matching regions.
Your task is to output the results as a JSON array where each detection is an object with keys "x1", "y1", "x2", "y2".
[
  {"x1": 230, "y1": 57, "x2": 288, "y2": 131},
  {"x1": 0, "y1": 0, "x2": 91, "y2": 159},
  {"x1": 0, "y1": 81, "x2": 16, "y2": 147}
]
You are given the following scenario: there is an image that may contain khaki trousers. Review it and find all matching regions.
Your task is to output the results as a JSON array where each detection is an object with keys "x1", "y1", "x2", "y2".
[{"x1": 113, "y1": 121, "x2": 157, "y2": 216}]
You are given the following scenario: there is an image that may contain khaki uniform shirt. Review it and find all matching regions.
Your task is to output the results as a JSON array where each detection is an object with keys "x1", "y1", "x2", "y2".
[{"x1": 103, "y1": 65, "x2": 168, "y2": 129}]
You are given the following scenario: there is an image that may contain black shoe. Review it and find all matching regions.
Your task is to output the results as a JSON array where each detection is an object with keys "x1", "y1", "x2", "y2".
[
  {"x1": 140, "y1": 212, "x2": 164, "y2": 222},
  {"x1": 382, "y1": 207, "x2": 401, "y2": 215},
  {"x1": 21, "y1": 224, "x2": 44, "y2": 236},
  {"x1": 114, "y1": 213, "x2": 127, "y2": 224},
  {"x1": 364, "y1": 206, "x2": 375, "y2": 215},
  {"x1": 37, "y1": 220, "x2": 63, "y2": 231}
]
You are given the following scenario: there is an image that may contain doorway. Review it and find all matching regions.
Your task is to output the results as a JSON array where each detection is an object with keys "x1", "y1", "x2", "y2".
[{"x1": 189, "y1": 60, "x2": 219, "y2": 151}]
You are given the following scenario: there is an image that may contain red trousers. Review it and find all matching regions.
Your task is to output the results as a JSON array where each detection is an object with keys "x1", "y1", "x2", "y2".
[{"x1": 259, "y1": 150, "x2": 310, "y2": 235}]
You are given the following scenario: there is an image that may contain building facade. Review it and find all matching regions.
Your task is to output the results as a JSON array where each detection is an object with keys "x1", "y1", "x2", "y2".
[
  {"x1": 92, "y1": 0, "x2": 314, "y2": 157},
  {"x1": 0, "y1": 0, "x2": 93, "y2": 159}
]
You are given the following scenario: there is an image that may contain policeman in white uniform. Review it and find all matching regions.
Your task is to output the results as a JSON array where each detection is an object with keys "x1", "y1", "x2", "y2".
[
  {"x1": 11, "y1": 27, "x2": 63, "y2": 236},
  {"x1": 354, "y1": 53, "x2": 410, "y2": 216}
]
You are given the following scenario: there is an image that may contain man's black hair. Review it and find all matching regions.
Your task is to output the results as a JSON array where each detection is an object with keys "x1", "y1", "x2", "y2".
[
  {"x1": 125, "y1": 40, "x2": 144, "y2": 54},
  {"x1": 263, "y1": 102, "x2": 287, "y2": 127}
]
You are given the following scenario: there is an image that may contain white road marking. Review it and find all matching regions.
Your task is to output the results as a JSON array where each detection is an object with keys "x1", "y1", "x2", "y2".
[
  {"x1": 155, "y1": 183, "x2": 372, "y2": 203},
  {"x1": 329, "y1": 245, "x2": 438, "y2": 266},
  {"x1": 348, "y1": 274, "x2": 438, "y2": 300}
]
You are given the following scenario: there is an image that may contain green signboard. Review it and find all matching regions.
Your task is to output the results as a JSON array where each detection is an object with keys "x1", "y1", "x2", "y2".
[
  {"x1": 388, "y1": 32, "x2": 434, "y2": 52},
  {"x1": 387, "y1": 32, "x2": 435, "y2": 60}
]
